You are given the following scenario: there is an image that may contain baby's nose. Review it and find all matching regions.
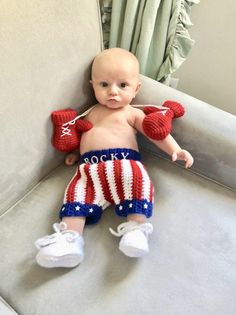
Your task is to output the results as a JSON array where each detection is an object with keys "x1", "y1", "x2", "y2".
[{"x1": 109, "y1": 85, "x2": 118, "y2": 96}]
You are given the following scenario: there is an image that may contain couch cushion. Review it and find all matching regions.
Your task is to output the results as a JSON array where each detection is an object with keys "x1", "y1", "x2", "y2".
[
  {"x1": 0, "y1": 0, "x2": 102, "y2": 214},
  {"x1": 0, "y1": 151, "x2": 236, "y2": 315}
]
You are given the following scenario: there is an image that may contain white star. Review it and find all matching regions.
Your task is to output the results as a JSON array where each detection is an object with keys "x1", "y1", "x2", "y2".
[
  {"x1": 61, "y1": 207, "x2": 65, "y2": 212},
  {"x1": 75, "y1": 206, "x2": 80, "y2": 211},
  {"x1": 144, "y1": 203, "x2": 148, "y2": 209},
  {"x1": 119, "y1": 205, "x2": 123, "y2": 211},
  {"x1": 129, "y1": 203, "x2": 132, "y2": 208},
  {"x1": 89, "y1": 208, "x2": 93, "y2": 213}
]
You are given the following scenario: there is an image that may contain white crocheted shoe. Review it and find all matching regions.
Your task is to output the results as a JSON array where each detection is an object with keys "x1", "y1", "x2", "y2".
[
  {"x1": 109, "y1": 221, "x2": 153, "y2": 258},
  {"x1": 35, "y1": 222, "x2": 84, "y2": 268}
]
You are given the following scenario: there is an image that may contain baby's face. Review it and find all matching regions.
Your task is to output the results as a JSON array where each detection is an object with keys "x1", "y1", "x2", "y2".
[{"x1": 91, "y1": 51, "x2": 141, "y2": 109}]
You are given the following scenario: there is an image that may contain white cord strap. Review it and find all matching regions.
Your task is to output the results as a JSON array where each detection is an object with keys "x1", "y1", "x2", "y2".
[
  {"x1": 62, "y1": 104, "x2": 168, "y2": 129},
  {"x1": 62, "y1": 105, "x2": 97, "y2": 127},
  {"x1": 132, "y1": 104, "x2": 169, "y2": 111}
]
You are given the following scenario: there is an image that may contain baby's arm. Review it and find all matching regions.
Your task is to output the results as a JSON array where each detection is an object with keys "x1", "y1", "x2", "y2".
[
  {"x1": 152, "y1": 135, "x2": 194, "y2": 168},
  {"x1": 65, "y1": 149, "x2": 80, "y2": 166},
  {"x1": 133, "y1": 108, "x2": 194, "y2": 168}
]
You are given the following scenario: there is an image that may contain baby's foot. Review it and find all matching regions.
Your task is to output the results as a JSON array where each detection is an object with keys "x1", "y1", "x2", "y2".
[
  {"x1": 110, "y1": 221, "x2": 153, "y2": 258},
  {"x1": 35, "y1": 222, "x2": 84, "y2": 268}
]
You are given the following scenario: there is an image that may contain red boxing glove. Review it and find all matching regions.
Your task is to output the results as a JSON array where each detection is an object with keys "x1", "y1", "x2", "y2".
[
  {"x1": 163, "y1": 100, "x2": 185, "y2": 118},
  {"x1": 51, "y1": 109, "x2": 93, "y2": 152},
  {"x1": 142, "y1": 100, "x2": 185, "y2": 140}
]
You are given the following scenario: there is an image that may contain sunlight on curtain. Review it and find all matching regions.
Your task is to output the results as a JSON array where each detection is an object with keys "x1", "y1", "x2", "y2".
[{"x1": 101, "y1": 0, "x2": 199, "y2": 84}]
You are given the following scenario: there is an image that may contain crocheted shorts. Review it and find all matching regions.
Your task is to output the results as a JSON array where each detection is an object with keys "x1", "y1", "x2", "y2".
[{"x1": 59, "y1": 148, "x2": 154, "y2": 224}]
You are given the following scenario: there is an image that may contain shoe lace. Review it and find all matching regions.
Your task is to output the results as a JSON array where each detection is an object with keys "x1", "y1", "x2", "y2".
[
  {"x1": 109, "y1": 221, "x2": 153, "y2": 237},
  {"x1": 35, "y1": 222, "x2": 78, "y2": 249}
]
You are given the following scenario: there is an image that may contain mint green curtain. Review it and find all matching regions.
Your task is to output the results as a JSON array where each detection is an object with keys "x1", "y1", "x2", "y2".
[{"x1": 104, "y1": 0, "x2": 199, "y2": 84}]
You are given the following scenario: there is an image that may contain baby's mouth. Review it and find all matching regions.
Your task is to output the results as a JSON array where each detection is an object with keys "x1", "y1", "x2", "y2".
[{"x1": 108, "y1": 98, "x2": 119, "y2": 102}]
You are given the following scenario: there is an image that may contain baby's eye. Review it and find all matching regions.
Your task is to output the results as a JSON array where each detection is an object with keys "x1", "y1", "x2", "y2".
[
  {"x1": 100, "y1": 82, "x2": 108, "y2": 87},
  {"x1": 120, "y1": 82, "x2": 128, "y2": 88}
]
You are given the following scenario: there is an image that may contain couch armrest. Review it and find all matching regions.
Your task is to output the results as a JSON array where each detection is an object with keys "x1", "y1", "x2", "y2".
[{"x1": 135, "y1": 75, "x2": 236, "y2": 190}]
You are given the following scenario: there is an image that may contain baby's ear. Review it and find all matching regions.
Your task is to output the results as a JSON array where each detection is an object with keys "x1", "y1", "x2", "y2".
[{"x1": 135, "y1": 81, "x2": 141, "y2": 95}]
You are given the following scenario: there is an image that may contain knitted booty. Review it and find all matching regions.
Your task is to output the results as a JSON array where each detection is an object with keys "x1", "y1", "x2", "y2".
[{"x1": 51, "y1": 109, "x2": 80, "y2": 152}]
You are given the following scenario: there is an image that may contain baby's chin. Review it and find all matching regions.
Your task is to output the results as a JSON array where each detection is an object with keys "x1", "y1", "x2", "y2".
[{"x1": 101, "y1": 101, "x2": 128, "y2": 109}]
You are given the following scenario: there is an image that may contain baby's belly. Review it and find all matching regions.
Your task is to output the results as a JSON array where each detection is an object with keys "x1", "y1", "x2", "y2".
[{"x1": 80, "y1": 127, "x2": 139, "y2": 154}]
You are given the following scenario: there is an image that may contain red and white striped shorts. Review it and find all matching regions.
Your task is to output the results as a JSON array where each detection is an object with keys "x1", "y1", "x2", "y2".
[{"x1": 60, "y1": 148, "x2": 154, "y2": 224}]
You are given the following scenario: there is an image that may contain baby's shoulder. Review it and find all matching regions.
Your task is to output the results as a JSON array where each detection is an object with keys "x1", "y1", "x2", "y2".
[
  {"x1": 126, "y1": 105, "x2": 145, "y2": 127},
  {"x1": 129, "y1": 105, "x2": 145, "y2": 119},
  {"x1": 83, "y1": 103, "x2": 100, "y2": 119}
]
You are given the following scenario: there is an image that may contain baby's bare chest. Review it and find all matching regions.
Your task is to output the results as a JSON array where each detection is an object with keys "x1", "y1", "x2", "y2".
[
  {"x1": 88, "y1": 108, "x2": 134, "y2": 129},
  {"x1": 80, "y1": 108, "x2": 138, "y2": 153}
]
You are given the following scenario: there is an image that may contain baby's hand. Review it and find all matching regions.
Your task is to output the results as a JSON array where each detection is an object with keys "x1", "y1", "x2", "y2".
[
  {"x1": 172, "y1": 149, "x2": 194, "y2": 168},
  {"x1": 65, "y1": 153, "x2": 79, "y2": 166}
]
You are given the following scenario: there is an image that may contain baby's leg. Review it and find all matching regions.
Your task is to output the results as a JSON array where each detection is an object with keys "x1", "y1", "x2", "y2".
[
  {"x1": 62, "y1": 216, "x2": 86, "y2": 235},
  {"x1": 110, "y1": 158, "x2": 154, "y2": 257},
  {"x1": 127, "y1": 213, "x2": 146, "y2": 224}
]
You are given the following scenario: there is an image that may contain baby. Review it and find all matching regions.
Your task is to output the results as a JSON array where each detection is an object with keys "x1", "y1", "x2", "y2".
[{"x1": 35, "y1": 48, "x2": 193, "y2": 268}]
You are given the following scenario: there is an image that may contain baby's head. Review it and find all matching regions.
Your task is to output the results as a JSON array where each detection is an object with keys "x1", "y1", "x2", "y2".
[{"x1": 90, "y1": 48, "x2": 141, "y2": 109}]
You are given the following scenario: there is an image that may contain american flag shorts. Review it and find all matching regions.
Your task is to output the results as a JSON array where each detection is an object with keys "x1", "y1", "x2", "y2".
[{"x1": 60, "y1": 148, "x2": 154, "y2": 225}]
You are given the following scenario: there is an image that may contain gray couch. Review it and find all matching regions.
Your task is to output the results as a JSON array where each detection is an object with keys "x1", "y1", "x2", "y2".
[{"x1": 1, "y1": 1, "x2": 236, "y2": 315}]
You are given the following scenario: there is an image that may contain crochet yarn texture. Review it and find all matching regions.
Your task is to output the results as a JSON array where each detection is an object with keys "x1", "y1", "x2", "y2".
[
  {"x1": 142, "y1": 100, "x2": 185, "y2": 140},
  {"x1": 59, "y1": 149, "x2": 153, "y2": 225},
  {"x1": 51, "y1": 109, "x2": 92, "y2": 152}
]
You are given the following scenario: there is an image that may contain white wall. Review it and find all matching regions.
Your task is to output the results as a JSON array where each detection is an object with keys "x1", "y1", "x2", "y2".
[{"x1": 174, "y1": 0, "x2": 236, "y2": 115}]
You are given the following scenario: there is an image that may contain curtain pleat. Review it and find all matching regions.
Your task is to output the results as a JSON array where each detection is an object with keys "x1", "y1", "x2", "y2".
[{"x1": 107, "y1": 0, "x2": 199, "y2": 84}]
